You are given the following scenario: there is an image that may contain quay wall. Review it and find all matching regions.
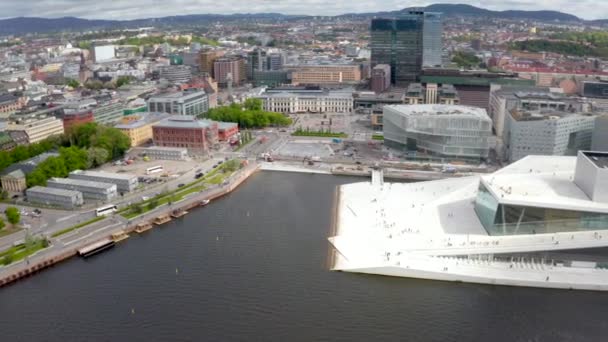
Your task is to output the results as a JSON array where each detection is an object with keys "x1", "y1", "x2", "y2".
[{"x1": 0, "y1": 164, "x2": 260, "y2": 288}]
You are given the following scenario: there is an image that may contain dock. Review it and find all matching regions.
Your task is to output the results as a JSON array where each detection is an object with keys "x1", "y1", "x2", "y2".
[
  {"x1": 77, "y1": 238, "x2": 115, "y2": 258},
  {"x1": 111, "y1": 230, "x2": 129, "y2": 243},
  {"x1": 153, "y1": 214, "x2": 171, "y2": 225},
  {"x1": 134, "y1": 222, "x2": 154, "y2": 234},
  {"x1": 170, "y1": 209, "x2": 188, "y2": 218}
]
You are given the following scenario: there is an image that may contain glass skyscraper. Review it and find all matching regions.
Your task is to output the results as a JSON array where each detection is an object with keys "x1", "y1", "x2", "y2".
[
  {"x1": 422, "y1": 12, "x2": 443, "y2": 68},
  {"x1": 370, "y1": 12, "x2": 424, "y2": 85},
  {"x1": 371, "y1": 11, "x2": 443, "y2": 85}
]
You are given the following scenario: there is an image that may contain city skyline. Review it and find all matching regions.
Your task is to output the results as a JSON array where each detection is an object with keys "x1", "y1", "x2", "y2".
[{"x1": 1, "y1": 0, "x2": 608, "y2": 20}]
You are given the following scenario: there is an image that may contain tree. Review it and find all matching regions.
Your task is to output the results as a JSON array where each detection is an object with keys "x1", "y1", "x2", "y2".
[
  {"x1": 59, "y1": 146, "x2": 89, "y2": 172},
  {"x1": 67, "y1": 79, "x2": 80, "y2": 88},
  {"x1": 0, "y1": 217, "x2": 5, "y2": 230},
  {"x1": 116, "y1": 76, "x2": 131, "y2": 88},
  {"x1": 87, "y1": 147, "x2": 110, "y2": 167},
  {"x1": 5, "y1": 207, "x2": 20, "y2": 225}
]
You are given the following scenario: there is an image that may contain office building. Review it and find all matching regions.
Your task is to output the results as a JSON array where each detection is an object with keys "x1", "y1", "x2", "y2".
[
  {"x1": 257, "y1": 87, "x2": 353, "y2": 114},
  {"x1": 92, "y1": 101, "x2": 126, "y2": 126},
  {"x1": 47, "y1": 177, "x2": 118, "y2": 201},
  {"x1": 159, "y1": 65, "x2": 192, "y2": 84},
  {"x1": 371, "y1": 64, "x2": 391, "y2": 94},
  {"x1": 69, "y1": 170, "x2": 139, "y2": 193},
  {"x1": 115, "y1": 112, "x2": 170, "y2": 146},
  {"x1": 26, "y1": 186, "x2": 84, "y2": 209},
  {"x1": 152, "y1": 115, "x2": 220, "y2": 154},
  {"x1": 267, "y1": 53, "x2": 284, "y2": 71},
  {"x1": 329, "y1": 151, "x2": 608, "y2": 290},
  {"x1": 371, "y1": 13, "x2": 424, "y2": 85},
  {"x1": 147, "y1": 91, "x2": 209, "y2": 116},
  {"x1": 199, "y1": 50, "x2": 224, "y2": 75},
  {"x1": 214, "y1": 57, "x2": 246, "y2": 87},
  {"x1": 383, "y1": 104, "x2": 492, "y2": 159},
  {"x1": 247, "y1": 49, "x2": 268, "y2": 80},
  {"x1": 8, "y1": 116, "x2": 64, "y2": 144},
  {"x1": 289, "y1": 65, "x2": 361, "y2": 85},
  {"x1": 505, "y1": 109, "x2": 595, "y2": 162},
  {"x1": 422, "y1": 12, "x2": 443, "y2": 68},
  {"x1": 252, "y1": 70, "x2": 289, "y2": 87}
]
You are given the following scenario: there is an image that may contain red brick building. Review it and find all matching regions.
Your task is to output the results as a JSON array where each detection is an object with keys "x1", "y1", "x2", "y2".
[
  {"x1": 62, "y1": 110, "x2": 94, "y2": 132},
  {"x1": 217, "y1": 122, "x2": 239, "y2": 141},
  {"x1": 152, "y1": 115, "x2": 220, "y2": 154}
]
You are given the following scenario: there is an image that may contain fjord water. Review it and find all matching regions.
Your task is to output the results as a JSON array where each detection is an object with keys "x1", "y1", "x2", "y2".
[{"x1": 0, "y1": 172, "x2": 607, "y2": 342}]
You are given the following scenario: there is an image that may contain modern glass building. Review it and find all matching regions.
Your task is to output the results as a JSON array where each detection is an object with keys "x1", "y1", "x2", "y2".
[
  {"x1": 383, "y1": 104, "x2": 492, "y2": 159},
  {"x1": 422, "y1": 12, "x2": 443, "y2": 68},
  {"x1": 370, "y1": 12, "x2": 424, "y2": 85},
  {"x1": 475, "y1": 151, "x2": 608, "y2": 236}
]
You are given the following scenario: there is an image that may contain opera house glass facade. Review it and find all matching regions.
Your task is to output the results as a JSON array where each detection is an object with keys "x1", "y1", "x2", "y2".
[{"x1": 474, "y1": 182, "x2": 608, "y2": 236}]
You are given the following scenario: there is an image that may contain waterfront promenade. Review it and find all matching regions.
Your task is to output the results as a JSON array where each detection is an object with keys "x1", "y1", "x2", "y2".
[{"x1": 0, "y1": 163, "x2": 260, "y2": 287}]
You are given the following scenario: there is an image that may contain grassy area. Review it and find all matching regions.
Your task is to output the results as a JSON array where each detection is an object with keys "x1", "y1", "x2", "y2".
[
  {"x1": 0, "y1": 238, "x2": 48, "y2": 266},
  {"x1": 292, "y1": 131, "x2": 348, "y2": 138},
  {"x1": 372, "y1": 134, "x2": 384, "y2": 141},
  {"x1": 120, "y1": 160, "x2": 241, "y2": 219},
  {"x1": 51, "y1": 216, "x2": 105, "y2": 238}
]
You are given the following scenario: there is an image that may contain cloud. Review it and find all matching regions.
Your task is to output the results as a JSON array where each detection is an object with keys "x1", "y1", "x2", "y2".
[{"x1": 0, "y1": 0, "x2": 605, "y2": 20}]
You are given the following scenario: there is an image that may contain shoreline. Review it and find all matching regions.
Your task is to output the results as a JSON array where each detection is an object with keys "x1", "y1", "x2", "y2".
[{"x1": 0, "y1": 163, "x2": 260, "y2": 288}]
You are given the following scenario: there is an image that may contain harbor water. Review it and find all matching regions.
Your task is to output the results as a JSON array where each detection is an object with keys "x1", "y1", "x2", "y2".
[{"x1": 1, "y1": 172, "x2": 607, "y2": 342}]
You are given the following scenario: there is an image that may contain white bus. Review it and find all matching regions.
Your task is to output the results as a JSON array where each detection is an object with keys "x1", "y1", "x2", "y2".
[
  {"x1": 146, "y1": 165, "x2": 164, "y2": 175},
  {"x1": 96, "y1": 204, "x2": 118, "y2": 217}
]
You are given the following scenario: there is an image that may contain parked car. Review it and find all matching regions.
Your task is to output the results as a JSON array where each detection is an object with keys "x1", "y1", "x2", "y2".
[{"x1": 177, "y1": 183, "x2": 185, "y2": 188}]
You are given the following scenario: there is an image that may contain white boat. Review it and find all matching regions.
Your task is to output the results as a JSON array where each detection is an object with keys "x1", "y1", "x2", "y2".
[{"x1": 200, "y1": 199, "x2": 211, "y2": 207}]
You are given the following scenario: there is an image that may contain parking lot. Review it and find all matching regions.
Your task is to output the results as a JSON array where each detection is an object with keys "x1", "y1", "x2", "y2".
[
  {"x1": 98, "y1": 157, "x2": 200, "y2": 179},
  {"x1": 290, "y1": 113, "x2": 349, "y2": 133}
]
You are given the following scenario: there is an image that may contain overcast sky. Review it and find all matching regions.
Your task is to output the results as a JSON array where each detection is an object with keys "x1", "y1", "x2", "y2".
[{"x1": 0, "y1": 0, "x2": 604, "y2": 20}]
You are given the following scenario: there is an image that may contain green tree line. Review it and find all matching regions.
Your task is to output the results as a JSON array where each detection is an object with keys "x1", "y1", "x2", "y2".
[
  {"x1": 26, "y1": 123, "x2": 130, "y2": 187},
  {"x1": 203, "y1": 99, "x2": 291, "y2": 128},
  {"x1": 509, "y1": 40, "x2": 608, "y2": 58},
  {"x1": 452, "y1": 51, "x2": 482, "y2": 69},
  {"x1": 0, "y1": 136, "x2": 62, "y2": 175}
]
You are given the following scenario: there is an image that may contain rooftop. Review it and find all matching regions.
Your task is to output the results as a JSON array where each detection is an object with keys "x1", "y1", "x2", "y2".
[
  {"x1": 115, "y1": 112, "x2": 171, "y2": 130},
  {"x1": 70, "y1": 170, "x2": 137, "y2": 181},
  {"x1": 153, "y1": 115, "x2": 214, "y2": 129},
  {"x1": 582, "y1": 151, "x2": 608, "y2": 169},
  {"x1": 26, "y1": 186, "x2": 81, "y2": 197},
  {"x1": 483, "y1": 155, "x2": 608, "y2": 214},
  {"x1": 48, "y1": 177, "x2": 116, "y2": 190},
  {"x1": 385, "y1": 104, "x2": 490, "y2": 120}
]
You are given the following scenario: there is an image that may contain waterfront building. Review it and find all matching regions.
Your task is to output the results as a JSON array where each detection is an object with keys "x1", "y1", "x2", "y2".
[
  {"x1": 115, "y1": 112, "x2": 170, "y2": 146},
  {"x1": 159, "y1": 65, "x2": 192, "y2": 84},
  {"x1": 0, "y1": 170, "x2": 26, "y2": 193},
  {"x1": 422, "y1": 12, "x2": 443, "y2": 68},
  {"x1": 288, "y1": 65, "x2": 361, "y2": 86},
  {"x1": 26, "y1": 186, "x2": 83, "y2": 209},
  {"x1": 330, "y1": 151, "x2": 608, "y2": 290},
  {"x1": 134, "y1": 146, "x2": 188, "y2": 161},
  {"x1": 217, "y1": 122, "x2": 239, "y2": 141},
  {"x1": 505, "y1": 110, "x2": 595, "y2": 162},
  {"x1": 257, "y1": 87, "x2": 353, "y2": 114},
  {"x1": 8, "y1": 116, "x2": 64, "y2": 144},
  {"x1": 371, "y1": 64, "x2": 391, "y2": 94},
  {"x1": 371, "y1": 13, "x2": 424, "y2": 85},
  {"x1": 147, "y1": 91, "x2": 209, "y2": 116},
  {"x1": 47, "y1": 177, "x2": 117, "y2": 201},
  {"x1": 152, "y1": 115, "x2": 219, "y2": 154},
  {"x1": 69, "y1": 170, "x2": 138, "y2": 194},
  {"x1": 214, "y1": 57, "x2": 246, "y2": 87},
  {"x1": 383, "y1": 104, "x2": 492, "y2": 159}
]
